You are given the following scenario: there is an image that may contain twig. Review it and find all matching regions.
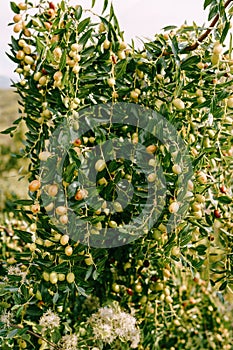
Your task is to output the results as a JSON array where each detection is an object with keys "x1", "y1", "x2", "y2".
[
  {"x1": 10, "y1": 325, "x2": 61, "y2": 350},
  {"x1": 184, "y1": 0, "x2": 233, "y2": 52}
]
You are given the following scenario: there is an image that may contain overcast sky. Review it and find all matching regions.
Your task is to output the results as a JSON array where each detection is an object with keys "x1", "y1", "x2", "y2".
[{"x1": 0, "y1": 0, "x2": 209, "y2": 79}]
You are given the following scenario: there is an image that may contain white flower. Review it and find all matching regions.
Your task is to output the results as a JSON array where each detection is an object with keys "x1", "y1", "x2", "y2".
[
  {"x1": 0, "y1": 310, "x2": 14, "y2": 328},
  {"x1": 88, "y1": 303, "x2": 140, "y2": 348},
  {"x1": 58, "y1": 334, "x2": 78, "y2": 350},
  {"x1": 39, "y1": 309, "x2": 60, "y2": 331}
]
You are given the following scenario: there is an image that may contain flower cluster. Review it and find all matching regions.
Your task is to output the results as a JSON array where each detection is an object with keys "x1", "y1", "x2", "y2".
[
  {"x1": 39, "y1": 309, "x2": 60, "y2": 332},
  {"x1": 58, "y1": 334, "x2": 78, "y2": 350},
  {"x1": 0, "y1": 310, "x2": 15, "y2": 328},
  {"x1": 89, "y1": 303, "x2": 140, "y2": 348}
]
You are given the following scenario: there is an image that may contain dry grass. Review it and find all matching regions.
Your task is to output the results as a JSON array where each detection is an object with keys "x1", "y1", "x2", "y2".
[{"x1": 0, "y1": 89, "x2": 29, "y2": 210}]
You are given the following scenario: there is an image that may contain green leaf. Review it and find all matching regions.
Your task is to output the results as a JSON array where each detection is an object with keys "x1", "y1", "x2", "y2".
[
  {"x1": 7, "y1": 328, "x2": 19, "y2": 338},
  {"x1": 204, "y1": 0, "x2": 214, "y2": 10},
  {"x1": 14, "y1": 229, "x2": 33, "y2": 243},
  {"x1": 14, "y1": 199, "x2": 34, "y2": 205},
  {"x1": 78, "y1": 18, "x2": 91, "y2": 34},
  {"x1": 75, "y1": 6, "x2": 82, "y2": 20},
  {"x1": 10, "y1": 1, "x2": 20, "y2": 14},
  {"x1": 220, "y1": 21, "x2": 231, "y2": 43},
  {"x1": 59, "y1": 50, "x2": 67, "y2": 71},
  {"x1": 180, "y1": 56, "x2": 200, "y2": 70},
  {"x1": 91, "y1": 0, "x2": 96, "y2": 7},
  {"x1": 102, "y1": 0, "x2": 109, "y2": 14},
  {"x1": 217, "y1": 195, "x2": 232, "y2": 204},
  {"x1": 79, "y1": 29, "x2": 93, "y2": 46},
  {"x1": 0, "y1": 126, "x2": 16, "y2": 134},
  {"x1": 219, "y1": 280, "x2": 227, "y2": 291}
]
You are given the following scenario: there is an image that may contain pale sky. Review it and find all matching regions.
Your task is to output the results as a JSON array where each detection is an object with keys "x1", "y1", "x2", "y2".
[{"x1": 0, "y1": 0, "x2": 209, "y2": 80}]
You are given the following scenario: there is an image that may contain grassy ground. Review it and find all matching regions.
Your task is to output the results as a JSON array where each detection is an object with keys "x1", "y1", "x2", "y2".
[{"x1": 0, "y1": 89, "x2": 28, "y2": 212}]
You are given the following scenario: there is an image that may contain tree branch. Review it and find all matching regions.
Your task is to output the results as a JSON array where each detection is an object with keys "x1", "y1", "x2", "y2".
[{"x1": 184, "y1": 0, "x2": 233, "y2": 52}]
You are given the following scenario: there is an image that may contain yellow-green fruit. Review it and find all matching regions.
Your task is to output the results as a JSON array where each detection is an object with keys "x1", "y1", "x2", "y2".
[
  {"x1": 42, "y1": 271, "x2": 50, "y2": 282},
  {"x1": 112, "y1": 283, "x2": 120, "y2": 293},
  {"x1": 60, "y1": 234, "x2": 69, "y2": 245},
  {"x1": 58, "y1": 273, "x2": 65, "y2": 281},
  {"x1": 65, "y1": 245, "x2": 73, "y2": 256},
  {"x1": 173, "y1": 98, "x2": 185, "y2": 110},
  {"x1": 49, "y1": 272, "x2": 58, "y2": 284},
  {"x1": 95, "y1": 159, "x2": 106, "y2": 172},
  {"x1": 66, "y1": 272, "x2": 75, "y2": 283},
  {"x1": 168, "y1": 201, "x2": 179, "y2": 213},
  {"x1": 85, "y1": 256, "x2": 94, "y2": 265}
]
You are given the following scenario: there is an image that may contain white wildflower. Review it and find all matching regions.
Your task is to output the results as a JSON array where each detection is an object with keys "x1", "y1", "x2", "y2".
[
  {"x1": 39, "y1": 309, "x2": 60, "y2": 331},
  {"x1": 0, "y1": 310, "x2": 14, "y2": 328},
  {"x1": 89, "y1": 303, "x2": 140, "y2": 348},
  {"x1": 58, "y1": 334, "x2": 78, "y2": 350}
]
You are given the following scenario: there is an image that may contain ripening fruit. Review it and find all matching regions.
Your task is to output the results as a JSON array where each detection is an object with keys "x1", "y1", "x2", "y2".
[
  {"x1": 58, "y1": 273, "x2": 65, "y2": 281},
  {"x1": 168, "y1": 201, "x2": 179, "y2": 213},
  {"x1": 113, "y1": 201, "x2": 123, "y2": 212},
  {"x1": 195, "y1": 194, "x2": 205, "y2": 203},
  {"x1": 146, "y1": 145, "x2": 157, "y2": 154},
  {"x1": 172, "y1": 164, "x2": 182, "y2": 174},
  {"x1": 213, "y1": 42, "x2": 223, "y2": 55},
  {"x1": 118, "y1": 50, "x2": 126, "y2": 60},
  {"x1": 60, "y1": 215, "x2": 68, "y2": 224},
  {"x1": 42, "y1": 271, "x2": 50, "y2": 281},
  {"x1": 127, "y1": 288, "x2": 133, "y2": 296},
  {"x1": 47, "y1": 184, "x2": 58, "y2": 197},
  {"x1": 39, "y1": 151, "x2": 51, "y2": 161},
  {"x1": 53, "y1": 71, "x2": 63, "y2": 81},
  {"x1": 197, "y1": 62, "x2": 205, "y2": 70},
  {"x1": 95, "y1": 159, "x2": 106, "y2": 172},
  {"x1": 49, "y1": 2, "x2": 56, "y2": 10},
  {"x1": 16, "y1": 50, "x2": 25, "y2": 60},
  {"x1": 31, "y1": 203, "x2": 40, "y2": 214},
  {"x1": 192, "y1": 202, "x2": 202, "y2": 212},
  {"x1": 196, "y1": 171, "x2": 208, "y2": 184},
  {"x1": 75, "y1": 189, "x2": 87, "y2": 201},
  {"x1": 147, "y1": 173, "x2": 156, "y2": 182},
  {"x1": 49, "y1": 272, "x2": 58, "y2": 284},
  {"x1": 211, "y1": 54, "x2": 220, "y2": 65},
  {"x1": 65, "y1": 245, "x2": 73, "y2": 256},
  {"x1": 107, "y1": 77, "x2": 115, "y2": 87},
  {"x1": 33, "y1": 72, "x2": 42, "y2": 81},
  {"x1": 103, "y1": 39, "x2": 110, "y2": 50},
  {"x1": 55, "y1": 206, "x2": 67, "y2": 216},
  {"x1": 13, "y1": 23, "x2": 23, "y2": 33},
  {"x1": 165, "y1": 295, "x2": 173, "y2": 304},
  {"x1": 173, "y1": 98, "x2": 185, "y2": 110},
  {"x1": 84, "y1": 256, "x2": 94, "y2": 265},
  {"x1": 39, "y1": 76, "x2": 47, "y2": 86},
  {"x1": 99, "y1": 22, "x2": 106, "y2": 33},
  {"x1": 227, "y1": 97, "x2": 233, "y2": 108},
  {"x1": 119, "y1": 41, "x2": 127, "y2": 50},
  {"x1": 29, "y1": 179, "x2": 41, "y2": 192},
  {"x1": 135, "y1": 283, "x2": 143, "y2": 293},
  {"x1": 18, "y1": 2, "x2": 27, "y2": 10},
  {"x1": 13, "y1": 14, "x2": 22, "y2": 23},
  {"x1": 60, "y1": 234, "x2": 69, "y2": 245},
  {"x1": 108, "y1": 220, "x2": 118, "y2": 228},
  {"x1": 112, "y1": 283, "x2": 120, "y2": 293},
  {"x1": 214, "y1": 209, "x2": 221, "y2": 218},
  {"x1": 193, "y1": 210, "x2": 202, "y2": 219},
  {"x1": 130, "y1": 90, "x2": 139, "y2": 100},
  {"x1": 66, "y1": 272, "x2": 75, "y2": 283}
]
